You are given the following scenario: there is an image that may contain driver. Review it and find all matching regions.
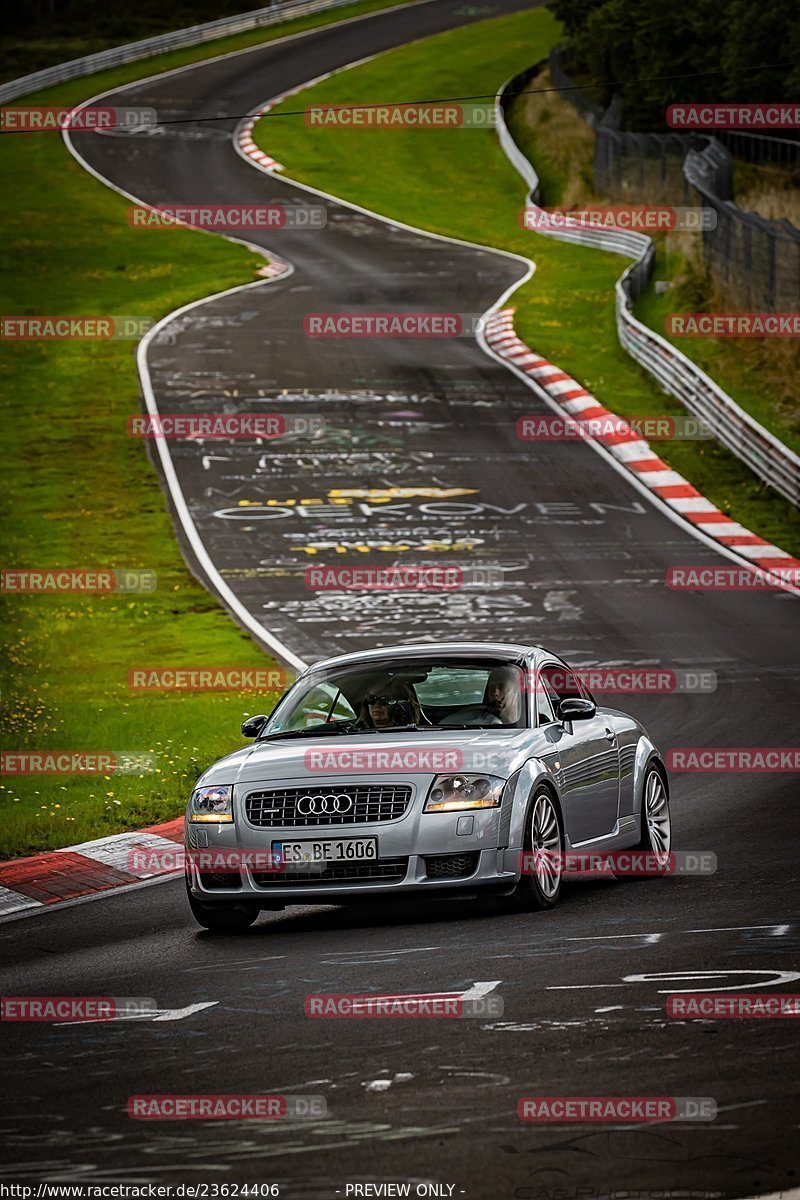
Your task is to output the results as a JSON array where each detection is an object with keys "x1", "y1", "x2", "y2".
[
  {"x1": 482, "y1": 667, "x2": 522, "y2": 725},
  {"x1": 358, "y1": 679, "x2": 422, "y2": 729}
]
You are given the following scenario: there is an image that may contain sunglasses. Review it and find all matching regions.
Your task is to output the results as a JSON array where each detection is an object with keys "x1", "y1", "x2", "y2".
[{"x1": 366, "y1": 694, "x2": 391, "y2": 705}]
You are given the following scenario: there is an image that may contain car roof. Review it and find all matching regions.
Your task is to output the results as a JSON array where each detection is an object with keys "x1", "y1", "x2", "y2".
[{"x1": 304, "y1": 642, "x2": 555, "y2": 674}]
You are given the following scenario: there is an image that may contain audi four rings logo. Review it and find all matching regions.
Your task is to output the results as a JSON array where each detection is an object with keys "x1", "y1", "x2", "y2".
[{"x1": 297, "y1": 793, "x2": 354, "y2": 815}]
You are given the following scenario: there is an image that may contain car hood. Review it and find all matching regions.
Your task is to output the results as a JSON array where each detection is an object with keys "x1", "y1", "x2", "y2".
[{"x1": 197, "y1": 729, "x2": 538, "y2": 788}]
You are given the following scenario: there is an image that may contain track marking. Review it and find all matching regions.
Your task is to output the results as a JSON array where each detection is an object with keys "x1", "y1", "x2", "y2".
[
  {"x1": 625, "y1": 969, "x2": 800, "y2": 992},
  {"x1": 460, "y1": 981, "x2": 502, "y2": 1000},
  {"x1": 57, "y1": 1000, "x2": 219, "y2": 1025},
  {"x1": 568, "y1": 932, "x2": 663, "y2": 943},
  {"x1": 184, "y1": 955, "x2": 287, "y2": 972},
  {"x1": 547, "y1": 983, "x2": 619, "y2": 990},
  {"x1": 686, "y1": 924, "x2": 791, "y2": 935},
  {"x1": 322, "y1": 945, "x2": 441, "y2": 964},
  {"x1": 550, "y1": 969, "x2": 800, "y2": 992}
]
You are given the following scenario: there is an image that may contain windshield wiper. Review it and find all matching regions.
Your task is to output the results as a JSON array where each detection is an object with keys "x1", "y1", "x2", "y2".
[
  {"x1": 257, "y1": 723, "x2": 359, "y2": 743},
  {"x1": 257, "y1": 722, "x2": 429, "y2": 743},
  {"x1": 350, "y1": 723, "x2": 421, "y2": 733}
]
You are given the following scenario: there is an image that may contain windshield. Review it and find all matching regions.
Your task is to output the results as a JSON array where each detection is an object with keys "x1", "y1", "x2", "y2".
[{"x1": 261, "y1": 658, "x2": 528, "y2": 738}]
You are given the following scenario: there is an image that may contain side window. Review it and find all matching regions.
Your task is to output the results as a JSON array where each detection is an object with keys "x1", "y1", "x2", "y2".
[
  {"x1": 539, "y1": 664, "x2": 585, "y2": 714},
  {"x1": 534, "y1": 682, "x2": 556, "y2": 726}
]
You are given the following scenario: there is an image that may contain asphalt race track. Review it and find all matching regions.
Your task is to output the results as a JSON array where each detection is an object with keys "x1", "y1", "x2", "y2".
[{"x1": 2, "y1": 0, "x2": 799, "y2": 1194}]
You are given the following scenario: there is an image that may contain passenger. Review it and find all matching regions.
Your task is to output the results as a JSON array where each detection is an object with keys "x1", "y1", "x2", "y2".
[{"x1": 483, "y1": 667, "x2": 522, "y2": 725}]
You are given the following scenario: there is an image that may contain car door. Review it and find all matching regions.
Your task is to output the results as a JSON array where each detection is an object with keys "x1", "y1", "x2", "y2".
[{"x1": 538, "y1": 664, "x2": 620, "y2": 845}]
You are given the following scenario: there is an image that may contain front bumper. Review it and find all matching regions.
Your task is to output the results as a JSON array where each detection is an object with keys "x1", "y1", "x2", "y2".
[{"x1": 185, "y1": 785, "x2": 518, "y2": 903}]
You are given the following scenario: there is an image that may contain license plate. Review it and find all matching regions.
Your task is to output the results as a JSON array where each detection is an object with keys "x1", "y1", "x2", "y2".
[{"x1": 275, "y1": 838, "x2": 378, "y2": 865}]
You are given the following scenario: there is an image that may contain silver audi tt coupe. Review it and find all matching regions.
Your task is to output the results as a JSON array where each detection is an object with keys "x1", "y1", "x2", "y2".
[{"x1": 185, "y1": 642, "x2": 671, "y2": 931}]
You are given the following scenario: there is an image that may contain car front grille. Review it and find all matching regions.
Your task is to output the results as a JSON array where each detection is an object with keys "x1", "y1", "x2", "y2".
[
  {"x1": 424, "y1": 852, "x2": 479, "y2": 880},
  {"x1": 244, "y1": 784, "x2": 412, "y2": 827},
  {"x1": 252, "y1": 858, "x2": 409, "y2": 886}
]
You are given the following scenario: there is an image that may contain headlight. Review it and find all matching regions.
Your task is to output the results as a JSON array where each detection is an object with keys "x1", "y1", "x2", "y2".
[
  {"x1": 189, "y1": 784, "x2": 233, "y2": 823},
  {"x1": 424, "y1": 774, "x2": 504, "y2": 812}
]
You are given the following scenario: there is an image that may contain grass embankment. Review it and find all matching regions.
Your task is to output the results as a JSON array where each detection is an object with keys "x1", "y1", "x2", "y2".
[
  {"x1": 0, "y1": 0, "x2": 411, "y2": 858},
  {"x1": 510, "y1": 72, "x2": 800, "y2": 457},
  {"x1": 254, "y1": 18, "x2": 800, "y2": 555}
]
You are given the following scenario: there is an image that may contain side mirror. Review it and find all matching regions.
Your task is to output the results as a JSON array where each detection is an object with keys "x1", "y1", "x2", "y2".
[
  {"x1": 241, "y1": 714, "x2": 269, "y2": 738},
  {"x1": 557, "y1": 697, "x2": 596, "y2": 722}
]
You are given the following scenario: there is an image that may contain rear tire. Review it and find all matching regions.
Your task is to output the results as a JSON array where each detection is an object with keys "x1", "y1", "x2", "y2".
[
  {"x1": 185, "y1": 878, "x2": 259, "y2": 933},
  {"x1": 508, "y1": 786, "x2": 565, "y2": 911}
]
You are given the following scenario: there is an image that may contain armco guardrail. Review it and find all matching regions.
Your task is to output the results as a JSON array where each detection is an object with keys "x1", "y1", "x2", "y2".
[
  {"x1": 0, "y1": 0, "x2": 370, "y2": 103},
  {"x1": 497, "y1": 69, "x2": 800, "y2": 509}
]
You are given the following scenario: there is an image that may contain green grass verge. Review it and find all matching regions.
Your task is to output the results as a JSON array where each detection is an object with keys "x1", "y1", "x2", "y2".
[
  {"x1": 254, "y1": 8, "x2": 800, "y2": 556},
  {"x1": 0, "y1": 0, "x2": 417, "y2": 859},
  {"x1": 633, "y1": 268, "x2": 800, "y2": 458}
]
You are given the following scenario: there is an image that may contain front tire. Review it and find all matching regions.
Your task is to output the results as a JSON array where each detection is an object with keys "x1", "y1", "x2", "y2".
[
  {"x1": 509, "y1": 786, "x2": 565, "y2": 911},
  {"x1": 185, "y1": 878, "x2": 259, "y2": 933},
  {"x1": 633, "y1": 764, "x2": 671, "y2": 865}
]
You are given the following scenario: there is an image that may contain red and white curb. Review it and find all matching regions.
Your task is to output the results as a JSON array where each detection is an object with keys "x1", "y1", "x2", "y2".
[
  {"x1": 237, "y1": 106, "x2": 284, "y2": 172},
  {"x1": 485, "y1": 308, "x2": 800, "y2": 584},
  {"x1": 236, "y1": 100, "x2": 297, "y2": 283},
  {"x1": 0, "y1": 818, "x2": 184, "y2": 919},
  {"x1": 236, "y1": 79, "x2": 314, "y2": 171},
  {"x1": 256, "y1": 257, "x2": 292, "y2": 279}
]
